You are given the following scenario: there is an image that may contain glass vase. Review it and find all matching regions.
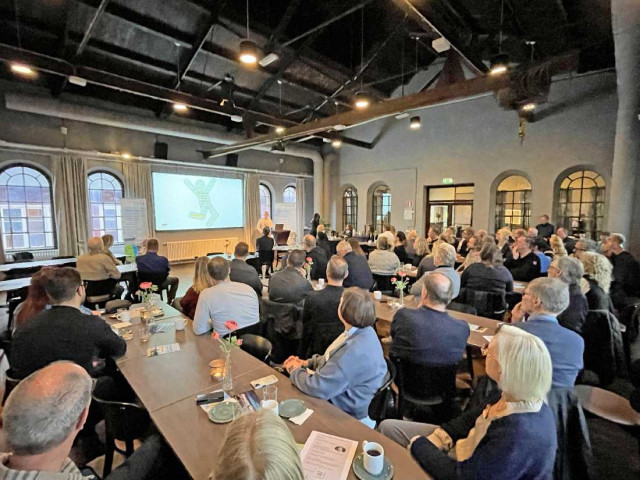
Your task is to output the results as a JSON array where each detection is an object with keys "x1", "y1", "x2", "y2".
[
  {"x1": 399, "y1": 289, "x2": 404, "y2": 306},
  {"x1": 221, "y1": 351, "x2": 233, "y2": 392}
]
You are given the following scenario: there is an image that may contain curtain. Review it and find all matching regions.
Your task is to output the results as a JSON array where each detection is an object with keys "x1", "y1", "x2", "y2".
[
  {"x1": 53, "y1": 155, "x2": 88, "y2": 256},
  {"x1": 123, "y1": 162, "x2": 155, "y2": 238},
  {"x1": 244, "y1": 173, "x2": 260, "y2": 249},
  {"x1": 296, "y1": 177, "x2": 305, "y2": 239}
]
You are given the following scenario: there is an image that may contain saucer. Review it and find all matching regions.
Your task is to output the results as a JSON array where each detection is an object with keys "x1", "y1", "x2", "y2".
[
  {"x1": 207, "y1": 401, "x2": 240, "y2": 423},
  {"x1": 352, "y1": 453, "x2": 394, "y2": 480},
  {"x1": 278, "y1": 399, "x2": 306, "y2": 418}
]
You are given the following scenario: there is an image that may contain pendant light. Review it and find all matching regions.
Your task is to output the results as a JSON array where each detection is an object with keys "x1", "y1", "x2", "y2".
[
  {"x1": 409, "y1": 116, "x2": 421, "y2": 130},
  {"x1": 489, "y1": 0, "x2": 509, "y2": 75},
  {"x1": 353, "y1": 5, "x2": 369, "y2": 109},
  {"x1": 238, "y1": 0, "x2": 259, "y2": 65}
]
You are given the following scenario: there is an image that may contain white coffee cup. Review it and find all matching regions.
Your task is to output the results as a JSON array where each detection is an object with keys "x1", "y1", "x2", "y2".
[
  {"x1": 118, "y1": 310, "x2": 131, "y2": 323},
  {"x1": 405, "y1": 263, "x2": 413, "y2": 270},
  {"x1": 260, "y1": 399, "x2": 279, "y2": 415},
  {"x1": 175, "y1": 317, "x2": 185, "y2": 331},
  {"x1": 362, "y1": 441, "x2": 384, "y2": 475},
  {"x1": 318, "y1": 278, "x2": 325, "y2": 286},
  {"x1": 373, "y1": 290, "x2": 382, "y2": 300}
]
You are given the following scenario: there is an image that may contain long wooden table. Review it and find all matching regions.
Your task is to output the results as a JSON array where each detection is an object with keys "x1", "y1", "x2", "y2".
[{"x1": 0, "y1": 257, "x2": 77, "y2": 272}]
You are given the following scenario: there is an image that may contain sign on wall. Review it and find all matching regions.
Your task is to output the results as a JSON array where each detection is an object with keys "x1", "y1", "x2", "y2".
[{"x1": 121, "y1": 198, "x2": 149, "y2": 244}]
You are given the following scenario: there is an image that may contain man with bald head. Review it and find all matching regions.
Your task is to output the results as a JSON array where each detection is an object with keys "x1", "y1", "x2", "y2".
[
  {"x1": 337, "y1": 240, "x2": 374, "y2": 289},
  {"x1": 390, "y1": 272, "x2": 469, "y2": 365},
  {"x1": 76, "y1": 237, "x2": 122, "y2": 283},
  {"x1": 303, "y1": 234, "x2": 328, "y2": 280}
]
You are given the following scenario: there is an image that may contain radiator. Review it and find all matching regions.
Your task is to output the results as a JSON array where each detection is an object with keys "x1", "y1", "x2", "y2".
[
  {"x1": 165, "y1": 238, "x2": 239, "y2": 262},
  {"x1": 9, "y1": 249, "x2": 59, "y2": 261}
]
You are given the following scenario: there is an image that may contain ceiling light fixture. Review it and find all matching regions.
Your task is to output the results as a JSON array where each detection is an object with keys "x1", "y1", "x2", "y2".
[
  {"x1": 410, "y1": 116, "x2": 422, "y2": 130},
  {"x1": 521, "y1": 103, "x2": 536, "y2": 112},
  {"x1": 354, "y1": 91, "x2": 370, "y2": 109},
  {"x1": 10, "y1": 63, "x2": 35, "y2": 76},
  {"x1": 230, "y1": 115, "x2": 243, "y2": 123},
  {"x1": 68, "y1": 75, "x2": 87, "y2": 87},
  {"x1": 352, "y1": 5, "x2": 370, "y2": 110},
  {"x1": 122, "y1": 153, "x2": 131, "y2": 159},
  {"x1": 238, "y1": 0, "x2": 259, "y2": 65},
  {"x1": 275, "y1": 126, "x2": 285, "y2": 134},
  {"x1": 331, "y1": 137, "x2": 343, "y2": 148},
  {"x1": 490, "y1": 0, "x2": 509, "y2": 75},
  {"x1": 173, "y1": 103, "x2": 188, "y2": 112}
]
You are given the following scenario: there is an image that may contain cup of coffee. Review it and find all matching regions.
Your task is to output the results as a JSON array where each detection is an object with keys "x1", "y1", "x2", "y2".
[
  {"x1": 373, "y1": 291, "x2": 382, "y2": 300},
  {"x1": 175, "y1": 317, "x2": 185, "y2": 331},
  {"x1": 318, "y1": 278, "x2": 325, "y2": 287},
  {"x1": 362, "y1": 441, "x2": 384, "y2": 475},
  {"x1": 117, "y1": 308, "x2": 131, "y2": 322}
]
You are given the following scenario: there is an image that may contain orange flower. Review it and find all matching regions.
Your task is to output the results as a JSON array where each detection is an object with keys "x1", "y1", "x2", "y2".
[
  {"x1": 211, "y1": 331, "x2": 220, "y2": 340},
  {"x1": 224, "y1": 320, "x2": 238, "y2": 331},
  {"x1": 139, "y1": 282, "x2": 153, "y2": 289},
  {"x1": 390, "y1": 277, "x2": 397, "y2": 283},
  {"x1": 306, "y1": 257, "x2": 312, "y2": 263},
  {"x1": 399, "y1": 271, "x2": 406, "y2": 277}
]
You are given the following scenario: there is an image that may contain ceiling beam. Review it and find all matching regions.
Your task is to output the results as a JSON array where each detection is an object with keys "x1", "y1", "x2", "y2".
[
  {"x1": 76, "y1": 0, "x2": 109, "y2": 58},
  {"x1": 202, "y1": 50, "x2": 579, "y2": 158},
  {"x1": 264, "y1": 0, "x2": 302, "y2": 53}
]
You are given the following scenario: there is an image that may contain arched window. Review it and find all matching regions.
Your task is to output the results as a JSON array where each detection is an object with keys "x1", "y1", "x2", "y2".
[
  {"x1": 557, "y1": 169, "x2": 605, "y2": 239},
  {"x1": 0, "y1": 164, "x2": 55, "y2": 250},
  {"x1": 283, "y1": 186, "x2": 296, "y2": 204},
  {"x1": 259, "y1": 183, "x2": 272, "y2": 216},
  {"x1": 372, "y1": 184, "x2": 391, "y2": 233},
  {"x1": 88, "y1": 171, "x2": 124, "y2": 243},
  {"x1": 495, "y1": 175, "x2": 532, "y2": 231},
  {"x1": 343, "y1": 186, "x2": 358, "y2": 230}
]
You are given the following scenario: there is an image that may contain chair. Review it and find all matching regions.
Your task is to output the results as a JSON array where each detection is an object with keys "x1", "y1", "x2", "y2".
[
  {"x1": 172, "y1": 296, "x2": 184, "y2": 313},
  {"x1": 12, "y1": 251, "x2": 34, "y2": 261},
  {"x1": 372, "y1": 274, "x2": 395, "y2": 294},
  {"x1": 104, "y1": 299, "x2": 132, "y2": 314},
  {"x1": 260, "y1": 298, "x2": 303, "y2": 363},
  {"x1": 368, "y1": 357, "x2": 397, "y2": 426},
  {"x1": 136, "y1": 271, "x2": 169, "y2": 301},
  {"x1": 462, "y1": 289, "x2": 506, "y2": 320},
  {"x1": 390, "y1": 355, "x2": 458, "y2": 423},
  {"x1": 2, "y1": 369, "x2": 20, "y2": 406},
  {"x1": 205, "y1": 252, "x2": 224, "y2": 256},
  {"x1": 240, "y1": 334, "x2": 273, "y2": 363},
  {"x1": 84, "y1": 279, "x2": 119, "y2": 309},
  {"x1": 52, "y1": 255, "x2": 76, "y2": 260}
]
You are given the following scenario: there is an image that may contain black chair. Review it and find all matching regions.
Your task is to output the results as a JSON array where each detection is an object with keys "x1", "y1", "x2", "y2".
[
  {"x1": 171, "y1": 296, "x2": 184, "y2": 313},
  {"x1": 12, "y1": 251, "x2": 34, "y2": 261},
  {"x1": 390, "y1": 355, "x2": 458, "y2": 423},
  {"x1": 260, "y1": 299, "x2": 303, "y2": 363},
  {"x1": 372, "y1": 274, "x2": 395, "y2": 294},
  {"x1": 104, "y1": 299, "x2": 132, "y2": 314},
  {"x1": 240, "y1": 334, "x2": 273, "y2": 363},
  {"x1": 368, "y1": 357, "x2": 397, "y2": 426},
  {"x1": 461, "y1": 289, "x2": 506, "y2": 320},
  {"x1": 2, "y1": 369, "x2": 20, "y2": 406},
  {"x1": 447, "y1": 302, "x2": 477, "y2": 315},
  {"x1": 136, "y1": 271, "x2": 169, "y2": 301},
  {"x1": 84, "y1": 279, "x2": 119, "y2": 309}
]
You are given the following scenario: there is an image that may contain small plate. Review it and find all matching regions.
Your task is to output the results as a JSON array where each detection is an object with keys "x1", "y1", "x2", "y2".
[
  {"x1": 352, "y1": 453, "x2": 394, "y2": 480},
  {"x1": 207, "y1": 401, "x2": 240, "y2": 423},
  {"x1": 278, "y1": 399, "x2": 306, "y2": 418},
  {"x1": 152, "y1": 309, "x2": 164, "y2": 317}
]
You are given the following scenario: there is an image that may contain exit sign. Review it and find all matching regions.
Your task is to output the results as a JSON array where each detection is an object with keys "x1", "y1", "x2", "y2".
[{"x1": 442, "y1": 178, "x2": 453, "y2": 184}]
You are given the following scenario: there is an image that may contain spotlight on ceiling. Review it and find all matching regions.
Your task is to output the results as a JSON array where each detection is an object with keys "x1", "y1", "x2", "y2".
[
  {"x1": 68, "y1": 75, "x2": 87, "y2": 87},
  {"x1": 122, "y1": 153, "x2": 131, "y2": 159},
  {"x1": 10, "y1": 63, "x2": 35, "y2": 77},
  {"x1": 353, "y1": 91, "x2": 370, "y2": 110},
  {"x1": 409, "y1": 116, "x2": 422, "y2": 130},
  {"x1": 521, "y1": 103, "x2": 536, "y2": 112},
  {"x1": 270, "y1": 140, "x2": 285, "y2": 152},
  {"x1": 331, "y1": 137, "x2": 343, "y2": 148},
  {"x1": 173, "y1": 103, "x2": 189, "y2": 113},
  {"x1": 489, "y1": 53, "x2": 509, "y2": 76},
  {"x1": 238, "y1": 40, "x2": 259, "y2": 65},
  {"x1": 230, "y1": 115, "x2": 243, "y2": 123},
  {"x1": 275, "y1": 126, "x2": 285, "y2": 134}
]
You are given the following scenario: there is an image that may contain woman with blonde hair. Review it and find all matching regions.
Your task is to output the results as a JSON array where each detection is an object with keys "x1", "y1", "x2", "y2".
[
  {"x1": 101, "y1": 234, "x2": 122, "y2": 265},
  {"x1": 580, "y1": 251, "x2": 613, "y2": 311},
  {"x1": 180, "y1": 256, "x2": 215, "y2": 319},
  {"x1": 412, "y1": 237, "x2": 430, "y2": 267},
  {"x1": 549, "y1": 234, "x2": 567, "y2": 258},
  {"x1": 213, "y1": 409, "x2": 303, "y2": 480},
  {"x1": 496, "y1": 228, "x2": 513, "y2": 258}
]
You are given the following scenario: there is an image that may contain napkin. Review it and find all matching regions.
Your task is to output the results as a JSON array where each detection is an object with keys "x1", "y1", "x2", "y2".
[{"x1": 289, "y1": 408, "x2": 313, "y2": 425}]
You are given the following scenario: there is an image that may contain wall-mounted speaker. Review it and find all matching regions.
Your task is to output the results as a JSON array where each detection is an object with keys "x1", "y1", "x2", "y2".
[{"x1": 154, "y1": 142, "x2": 168, "y2": 159}]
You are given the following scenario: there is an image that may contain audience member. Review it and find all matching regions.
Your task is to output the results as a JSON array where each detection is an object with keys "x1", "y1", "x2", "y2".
[
  {"x1": 456, "y1": 228, "x2": 474, "y2": 258},
  {"x1": 193, "y1": 257, "x2": 259, "y2": 336},
  {"x1": 598, "y1": 231, "x2": 610, "y2": 250},
  {"x1": 456, "y1": 237, "x2": 482, "y2": 273},
  {"x1": 300, "y1": 256, "x2": 348, "y2": 357},
  {"x1": 548, "y1": 257, "x2": 588, "y2": 334},
  {"x1": 11, "y1": 267, "x2": 126, "y2": 379},
  {"x1": 180, "y1": 256, "x2": 214, "y2": 319},
  {"x1": 461, "y1": 242, "x2": 514, "y2": 296},
  {"x1": 550, "y1": 234, "x2": 568, "y2": 258},
  {"x1": 455, "y1": 235, "x2": 477, "y2": 265},
  {"x1": 256, "y1": 210, "x2": 274, "y2": 235},
  {"x1": 380, "y1": 327, "x2": 556, "y2": 480},
  {"x1": 418, "y1": 237, "x2": 444, "y2": 277},
  {"x1": 504, "y1": 236, "x2": 541, "y2": 281},
  {"x1": 310, "y1": 212, "x2": 321, "y2": 236},
  {"x1": 393, "y1": 273, "x2": 468, "y2": 364},
  {"x1": 426, "y1": 225, "x2": 441, "y2": 249},
  {"x1": 368, "y1": 236, "x2": 401, "y2": 275},
  {"x1": 303, "y1": 234, "x2": 328, "y2": 280},
  {"x1": 379, "y1": 225, "x2": 395, "y2": 245},
  {"x1": 555, "y1": 227, "x2": 576, "y2": 255},
  {"x1": 511, "y1": 277, "x2": 584, "y2": 387},
  {"x1": 342, "y1": 224, "x2": 353, "y2": 238},
  {"x1": 347, "y1": 237, "x2": 366, "y2": 257},
  {"x1": 605, "y1": 233, "x2": 640, "y2": 310},
  {"x1": 337, "y1": 241, "x2": 373, "y2": 289},
  {"x1": 475, "y1": 229, "x2": 488, "y2": 243},
  {"x1": 412, "y1": 237, "x2": 430, "y2": 267},
  {"x1": 410, "y1": 243, "x2": 460, "y2": 299},
  {"x1": 213, "y1": 409, "x2": 303, "y2": 480},
  {"x1": 136, "y1": 238, "x2": 178, "y2": 303},
  {"x1": 286, "y1": 230, "x2": 298, "y2": 247},
  {"x1": 444, "y1": 226, "x2": 458, "y2": 248},
  {"x1": 256, "y1": 227, "x2": 275, "y2": 278},
  {"x1": 229, "y1": 242, "x2": 263, "y2": 297},
  {"x1": 394, "y1": 231, "x2": 409, "y2": 264},
  {"x1": 495, "y1": 228, "x2": 512, "y2": 259},
  {"x1": 573, "y1": 238, "x2": 598, "y2": 260},
  {"x1": 76, "y1": 237, "x2": 123, "y2": 297},
  {"x1": 316, "y1": 230, "x2": 332, "y2": 259},
  {"x1": 268, "y1": 249, "x2": 312, "y2": 304},
  {"x1": 101, "y1": 234, "x2": 122, "y2": 265},
  {"x1": 285, "y1": 288, "x2": 386, "y2": 426},
  {"x1": 406, "y1": 230, "x2": 418, "y2": 256},
  {"x1": 527, "y1": 227, "x2": 539, "y2": 238},
  {"x1": 536, "y1": 214, "x2": 555, "y2": 240},
  {"x1": 512, "y1": 228, "x2": 527, "y2": 241},
  {"x1": 580, "y1": 252, "x2": 613, "y2": 310},
  {"x1": 13, "y1": 268, "x2": 53, "y2": 331},
  {"x1": 532, "y1": 238, "x2": 552, "y2": 274}
]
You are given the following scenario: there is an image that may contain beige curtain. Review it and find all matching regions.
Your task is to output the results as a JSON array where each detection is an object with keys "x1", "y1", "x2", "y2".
[
  {"x1": 123, "y1": 162, "x2": 155, "y2": 238},
  {"x1": 53, "y1": 155, "x2": 88, "y2": 256},
  {"x1": 296, "y1": 177, "x2": 305, "y2": 239},
  {"x1": 244, "y1": 173, "x2": 260, "y2": 249}
]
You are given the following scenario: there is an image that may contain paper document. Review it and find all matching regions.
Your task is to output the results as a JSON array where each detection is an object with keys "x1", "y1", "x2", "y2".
[
  {"x1": 300, "y1": 431, "x2": 358, "y2": 480},
  {"x1": 146, "y1": 343, "x2": 181, "y2": 356},
  {"x1": 483, "y1": 335, "x2": 494, "y2": 344}
]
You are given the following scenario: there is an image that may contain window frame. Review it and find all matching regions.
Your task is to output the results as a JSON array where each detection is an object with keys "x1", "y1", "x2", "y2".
[
  {"x1": 556, "y1": 169, "x2": 605, "y2": 239},
  {"x1": 259, "y1": 183, "x2": 273, "y2": 216},
  {"x1": 495, "y1": 176, "x2": 532, "y2": 231},
  {"x1": 282, "y1": 185, "x2": 297, "y2": 204},
  {"x1": 87, "y1": 170, "x2": 125, "y2": 244},
  {"x1": 0, "y1": 163, "x2": 56, "y2": 251},
  {"x1": 372, "y1": 184, "x2": 391, "y2": 233},
  {"x1": 342, "y1": 186, "x2": 358, "y2": 230}
]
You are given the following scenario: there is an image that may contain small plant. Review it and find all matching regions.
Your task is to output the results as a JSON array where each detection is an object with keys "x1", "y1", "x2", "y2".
[
  {"x1": 136, "y1": 282, "x2": 158, "y2": 305},
  {"x1": 211, "y1": 320, "x2": 243, "y2": 354},
  {"x1": 391, "y1": 270, "x2": 409, "y2": 304},
  {"x1": 304, "y1": 256, "x2": 314, "y2": 277}
]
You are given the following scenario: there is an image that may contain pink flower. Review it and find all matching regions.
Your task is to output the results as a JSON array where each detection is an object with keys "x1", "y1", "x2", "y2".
[
  {"x1": 306, "y1": 257, "x2": 312, "y2": 263},
  {"x1": 139, "y1": 282, "x2": 153, "y2": 290},
  {"x1": 211, "y1": 332, "x2": 220, "y2": 340},
  {"x1": 390, "y1": 277, "x2": 397, "y2": 283},
  {"x1": 237, "y1": 339, "x2": 243, "y2": 346},
  {"x1": 399, "y1": 271, "x2": 406, "y2": 277},
  {"x1": 224, "y1": 320, "x2": 238, "y2": 331}
]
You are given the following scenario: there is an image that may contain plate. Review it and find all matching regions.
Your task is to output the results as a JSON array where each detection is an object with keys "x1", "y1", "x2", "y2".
[
  {"x1": 152, "y1": 309, "x2": 164, "y2": 317},
  {"x1": 278, "y1": 399, "x2": 306, "y2": 418},
  {"x1": 352, "y1": 453, "x2": 394, "y2": 480},
  {"x1": 207, "y1": 401, "x2": 240, "y2": 423}
]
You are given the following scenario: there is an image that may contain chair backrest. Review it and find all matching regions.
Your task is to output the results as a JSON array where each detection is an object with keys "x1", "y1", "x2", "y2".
[
  {"x1": 368, "y1": 357, "x2": 397, "y2": 422},
  {"x1": 137, "y1": 271, "x2": 169, "y2": 288},
  {"x1": 85, "y1": 278, "x2": 117, "y2": 298},
  {"x1": 206, "y1": 252, "x2": 224, "y2": 256},
  {"x1": 12, "y1": 252, "x2": 34, "y2": 261},
  {"x1": 372, "y1": 274, "x2": 394, "y2": 293},
  {"x1": 240, "y1": 334, "x2": 273, "y2": 362},
  {"x1": 391, "y1": 355, "x2": 457, "y2": 405},
  {"x1": 583, "y1": 309, "x2": 626, "y2": 384},
  {"x1": 92, "y1": 395, "x2": 151, "y2": 441},
  {"x1": 463, "y1": 289, "x2": 506, "y2": 319},
  {"x1": 172, "y1": 296, "x2": 184, "y2": 313},
  {"x1": 259, "y1": 299, "x2": 303, "y2": 339},
  {"x1": 447, "y1": 301, "x2": 477, "y2": 316}
]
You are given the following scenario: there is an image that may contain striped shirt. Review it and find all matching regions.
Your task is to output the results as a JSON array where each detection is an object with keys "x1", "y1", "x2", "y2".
[{"x1": 0, "y1": 454, "x2": 86, "y2": 480}]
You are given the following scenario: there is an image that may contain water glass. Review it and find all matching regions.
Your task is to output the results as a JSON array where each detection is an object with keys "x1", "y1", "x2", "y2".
[{"x1": 140, "y1": 324, "x2": 151, "y2": 343}]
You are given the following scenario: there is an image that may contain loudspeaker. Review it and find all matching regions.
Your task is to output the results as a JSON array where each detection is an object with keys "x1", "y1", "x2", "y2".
[
  {"x1": 225, "y1": 153, "x2": 239, "y2": 167},
  {"x1": 154, "y1": 142, "x2": 168, "y2": 159}
]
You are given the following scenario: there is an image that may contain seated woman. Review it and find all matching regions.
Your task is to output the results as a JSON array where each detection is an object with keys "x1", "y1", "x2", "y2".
[
  {"x1": 347, "y1": 237, "x2": 367, "y2": 257},
  {"x1": 456, "y1": 236, "x2": 481, "y2": 272},
  {"x1": 580, "y1": 251, "x2": 613, "y2": 310},
  {"x1": 412, "y1": 237, "x2": 430, "y2": 267},
  {"x1": 394, "y1": 231, "x2": 409, "y2": 264},
  {"x1": 495, "y1": 228, "x2": 513, "y2": 259},
  {"x1": 379, "y1": 326, "x2": 556, "y2": 480},
  {"x1": 180, "y1": 256, "x2": 214, "y2": 319},
  {"x1": 342, "y1": 223, "x2": 353, "y2": 238},
  {"x1": 214, "y1": 409, "x2": 303, "y2": 480},
  {"x1": 284, "y1": 288, "x2": 387, "y2": 426},
  {"x1": 548, "y1": 256, "x2": 588, "y2": 334},
  {"x1": 461, "y1": 242, "x2": 513, "y2": 295},
  {"x1": 102, "y1": 234, "x2": 122, "y2": 265},
  {"x1": 368, "y1": 236, "x2": 401, "y2": 275},
  {"x1": 550, "y1": 234, "x2": 568, "y2": 258}
]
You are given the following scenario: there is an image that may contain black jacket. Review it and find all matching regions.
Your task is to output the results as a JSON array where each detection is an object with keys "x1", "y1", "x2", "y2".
[
  {"x1": 11, "y1": 306, "x2": 126, "y2": 379},
  {"x1": 268, "y1": 267, "x2": 312, "y2": 304},
  {"x1": 557, "y1": 283, "x2": 589, "y2": 335},
  {"x1": 582, "y1": 309, "x2": 626, "y2": 385},
  {"x1": 536, "y1": 222, "x2": 555, "y2": 240},
  {"x1": 343, "y1": 252, "x2": 374, "y2": 289},
  {"x1": 394, "y1": 245, "x2": 409, "y2": 264},
  {"x1": 307, "y1": 247, "x2": 328, "y2": 280},
  {"x1": 229, "y1": 259, "x2": 263, "y2": 298},
  {"x1": 299, "y1": 285, "x2": 344, "y2": 358},
  {"x1": 584, "y1": 276, "x2": 612, "y2": 311},
  {"x1": 504, "y1": 251, "x2": 541, "y2": 281}
]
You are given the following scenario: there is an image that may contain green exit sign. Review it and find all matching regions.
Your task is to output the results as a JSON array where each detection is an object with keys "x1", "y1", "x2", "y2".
[{"x1": 442, "y1": 178, "x2": 453, "y2": 184}]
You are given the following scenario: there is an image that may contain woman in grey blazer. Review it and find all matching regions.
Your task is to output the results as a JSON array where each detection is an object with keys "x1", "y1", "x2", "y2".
[{"x1": 285, "y1": 288, "x2": 387, "y2": 426}]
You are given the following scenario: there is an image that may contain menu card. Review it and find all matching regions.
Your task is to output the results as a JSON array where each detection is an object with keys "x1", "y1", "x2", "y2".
[{"x1": 300, "y1": 431, "x2": 357, "y2": 480}]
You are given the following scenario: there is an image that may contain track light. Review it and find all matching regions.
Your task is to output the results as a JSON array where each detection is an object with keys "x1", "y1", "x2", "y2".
[
  {"x1": 275, "y1": 126, "x2": 285, "y2": 134},
  {"x1": 238, "y1": 40, "x2": 259, "y2": 65},
  {"x1": 10, "y1": 63, "x2": 35, "y2": 76},
  {"x1": 521, "y1": 103, "x2": 536, "y2": 112},
  {"x1": 173, "y1": 103, "x2": 188, "y2": 112},
  {"x1": 489, "y1": 53, "x2": 509, "y2": 75},
  {"x1": 353, "y1": 91, "x2": 370, "y2": 109},
  {"x1": 331, "y1": 137, "x2": 343, "y2": 148},
  {"x1": 122, "y1": 153, "x2": 131, "y2": 159},
  {"x1": 410, "y1": 116, "x2": 421, "y2": 130}
]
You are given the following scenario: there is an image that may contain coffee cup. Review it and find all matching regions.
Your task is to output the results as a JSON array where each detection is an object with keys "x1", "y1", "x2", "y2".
[
  {"x1": 318, "y1": 278, "x2": 325, "y2": 287},
  {"x1": 117, "y1": 308, "x2": 130, "y2": 322},
  {"x1": 175, "y1": 317, "x2": 185, "y2": 331},
  {"x1": 373, "y1": 291, "x2": 382, "y2": 300},
  {"x1": 362, "y1": 441, "x2": 384, "y2": 475}
]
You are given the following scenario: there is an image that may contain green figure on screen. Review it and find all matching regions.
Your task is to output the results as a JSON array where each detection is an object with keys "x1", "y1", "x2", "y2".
[{"x1": 184, "y1": 178, "x2": 219, "y2": 227}]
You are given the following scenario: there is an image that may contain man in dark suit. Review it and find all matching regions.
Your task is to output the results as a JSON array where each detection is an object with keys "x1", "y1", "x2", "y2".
[
  {"x1": 136, "y1": 238, "x2": 179, "y2": 303},
  {"x1": 303, "y1": 234, "x2": 328, "y2": 280},
  {"x1": 390, "y1": 272, "x2": 469, "y2": 365},
  {"x1": 336, "y1": 240, "x2": 374, "y2": 289},
  {"x1": 268, "y1": 249, "x2": 313, "y2": 304},
  {"x1": 229, "y1": 241, "x2": 263, "y2": 297},
  {"x1": 535, "y1": 214, "x2": 555, "y2": 240},
  {"x1": 11, "y1": 267, "x2": 126, "y2": 379},
  {"x1": 299, "y1": 255, "x2": 348, "y2": 357},
  {"x1": 456, "y1": 227, "x2": 474, "y2": 257}
]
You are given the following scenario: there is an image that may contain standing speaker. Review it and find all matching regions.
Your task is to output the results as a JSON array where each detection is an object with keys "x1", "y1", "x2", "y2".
[
  {"x1": 225, "y1": 153, "x2": 239, "y2": 167},
  {"x1": 154, "y1": 142, "x2": 168, "y2": 159}
]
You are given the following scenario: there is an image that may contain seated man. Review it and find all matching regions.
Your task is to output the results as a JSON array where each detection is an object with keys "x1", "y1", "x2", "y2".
[
  {"x1": 268, "y1": 249, "x2": 313, "y2": 304},
  {"x1": 76, "y1": 236, "x2": 123, "y2": 298},
  {"x1": 556, "y1": 227, "x2": 576, "y2": 255},
  {"x1": 511, "y1": 277, "x2": 584, "y2": 388},
  {"x1": 368, "y1": 236, "x2": 401, "y2": 275},
  {"x1": 392, "y1": 272, "x2": 469, "y2": 365},
  {"x1": 136, "y1": 238, "x2": 179, "y2": 303},
  {"x1": 535, "y1": 214, "x2": 555, "y2": 240},
  {"x1": 605, "y1": 233, "x2": 640, "y2": 310},
  {"x1": 229, "y1": 241, "x2": 263, "y2": 298},
  {"x1": 2, "y1": 362, "x2": 175, "y2": 480},
  {"x1": 456, "y1": 227, "x2": 474, "y2": 257},
  {"x1": 410, "y1": 243, "x2": 460, "y2": 299},
  {"x1": 303, "y1": 234, "x2": 328, "y2": 280},
  {"x1": 11, "y1": 267, "x2": 126, "y2": 379},
  {"x1": 300, "y1": 256, "x2": 348, "y2": 357},
  {"x1": 193, "y1": 257, "x2": 259, "y2": 336},
  {"x1": 504, "y1": 236, "x2": 541, "y2": 281},
  {"x1": 336, "y1": 240, "x2": 374, "y2": 289}
]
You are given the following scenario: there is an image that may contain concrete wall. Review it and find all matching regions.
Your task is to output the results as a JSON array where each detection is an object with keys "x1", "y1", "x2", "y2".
[{"x1": 333, "y1": 71, "x2": 622, "y2": 242}]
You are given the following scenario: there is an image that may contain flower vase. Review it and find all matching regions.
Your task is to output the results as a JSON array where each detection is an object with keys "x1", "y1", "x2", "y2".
[
  {"x1": 399, "y1": 289, "x2": 404, "y2": 306},
  {"x1": 221, "y1": 351, "x2": 233, "y2": 392}
]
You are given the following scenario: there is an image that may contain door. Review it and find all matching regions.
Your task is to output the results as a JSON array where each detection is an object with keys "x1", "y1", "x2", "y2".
[{"x1": 425, "y1": 185, "x2": 474, "y2": 233}]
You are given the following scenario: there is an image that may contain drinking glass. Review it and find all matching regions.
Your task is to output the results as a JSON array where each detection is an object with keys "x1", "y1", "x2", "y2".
[{"x1": 140, "y1": 324, "x2": 151, "y2": 343}]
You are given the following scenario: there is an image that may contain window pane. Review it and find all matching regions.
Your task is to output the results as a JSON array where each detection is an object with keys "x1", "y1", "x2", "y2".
[
  {"x1": 558, "y1": 170, "x2": 605, "y2": 239},
  {"x1": 87, "y1": 172, "x2": 124, "y2": 243}
]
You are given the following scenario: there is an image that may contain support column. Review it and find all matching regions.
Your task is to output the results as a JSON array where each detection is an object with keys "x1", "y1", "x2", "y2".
[{"x1": 322, "y1": 149, "x2": 339, "y2": 226}]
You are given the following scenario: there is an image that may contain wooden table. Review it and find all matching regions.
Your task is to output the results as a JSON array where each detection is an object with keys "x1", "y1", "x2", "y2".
[{"x1": 0, "y1": 257, "x2": 77, "y2": 272}]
